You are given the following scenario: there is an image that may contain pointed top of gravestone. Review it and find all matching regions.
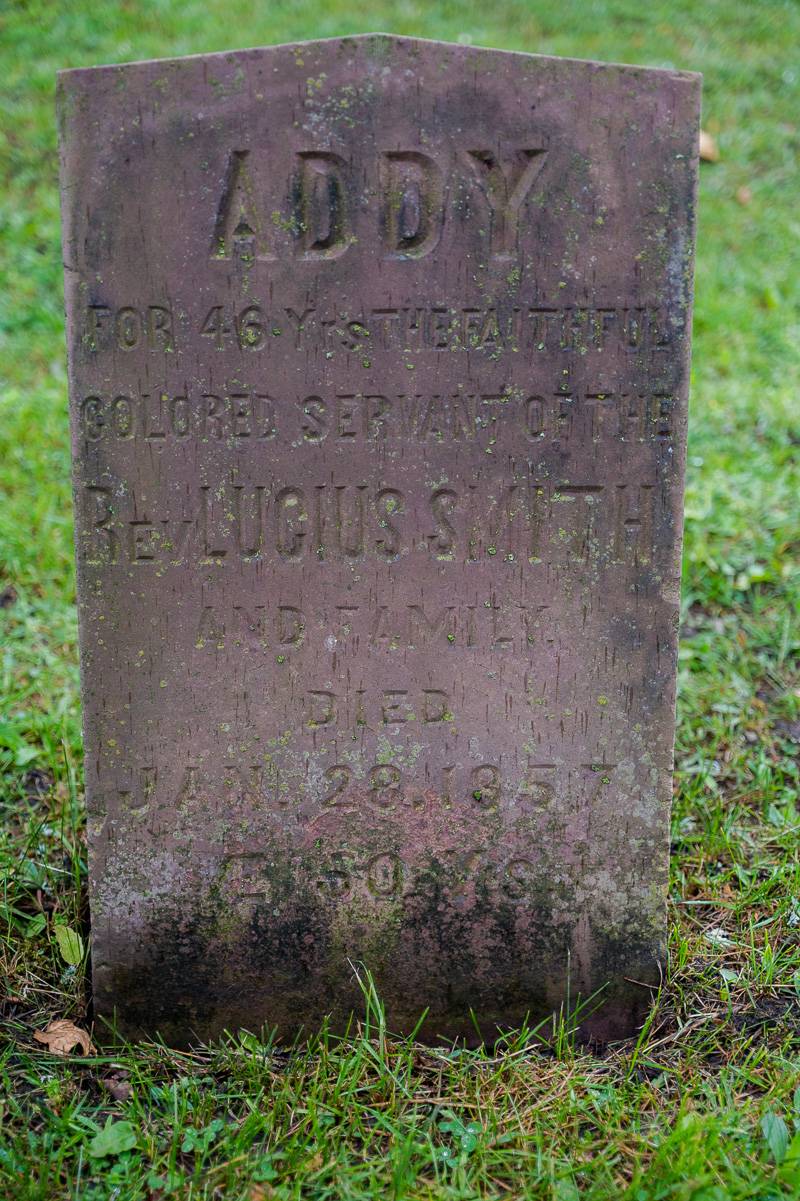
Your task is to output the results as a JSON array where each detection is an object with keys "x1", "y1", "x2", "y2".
[{"x1": 57, "y1": 31, "x2": 701, "y2": 84}]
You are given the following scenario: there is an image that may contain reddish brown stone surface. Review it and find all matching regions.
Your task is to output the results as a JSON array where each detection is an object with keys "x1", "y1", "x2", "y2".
[{"x1": 58, "y1": 35, "x2": 700, "y2": 1045}]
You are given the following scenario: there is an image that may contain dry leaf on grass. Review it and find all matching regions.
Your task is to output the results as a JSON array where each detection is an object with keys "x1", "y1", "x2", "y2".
[
  {"x1": 33, "y1": 1019, "x2": 96, "y2": 1056},
  {"x1": 101, "y1": 1074, "x2": 133, "y2": 1102},
  {"x1": 699, "y1": 129, "x2": 720, "y2": 162}
]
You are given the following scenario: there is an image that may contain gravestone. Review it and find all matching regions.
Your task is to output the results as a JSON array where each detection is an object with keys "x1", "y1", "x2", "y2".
[{"x1": 58, "y1": 35, "x2": 700, "y2": 1045}]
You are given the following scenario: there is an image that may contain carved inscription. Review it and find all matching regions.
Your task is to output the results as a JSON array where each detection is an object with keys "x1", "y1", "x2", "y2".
[
  {"x1": 82, "y1": 301, "x2": 676, "y2": 355},
  {"x1": 219, "y1": 848, "x2": 550, "y2": 904},
  {"x1": 78, "y1": 477, "x2": 657, "y2": 568},
  {"x1": 79, "y1": 387, "x2": 675, "y2": 445},
  {"x1": 60, "y1": 35, "x2": 698, "y2": 1042},
  {"x1": 211, "y1": 146, "x2": 546, "y2": 262},
  {"x1": 108, "y1": 759, "x2": 617, "y2": 823}
]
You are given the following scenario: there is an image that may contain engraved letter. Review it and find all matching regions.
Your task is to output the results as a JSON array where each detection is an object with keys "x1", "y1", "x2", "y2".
[
  {"x1": 277, "y1": 605, "x2": 305, "y2": 646},
  {"x1": 306, "y1": 690, "x2": 337, "y2": 726},
  {"x1": 408, "y1": 605, "x2": 455, "y2": 646},
  {"x1": 82, "y1": 485, "x2": 118, "y2": 564},
  {"x1": 374, "y1": 488, "x2": 404, "y2": 560},
  {"x1": 422, "y1": 690, "x2": 450, "y2": 723},
  {"x1": 467, "y1": 148, "x2": 547, "y2": 257},
  {"x1": 212, "y1": 150, "x2": 271, "y2": 261},
  {"x1": 296, "y1": 152, "x2": 350, "y2": 258},
  {"x1": 614, "y1": 484, "x2": 654, "y2": 563},
  {"x1": 276, "y1": 487, "x2": 308, "y2": 560},
  {"x1": 428, "y1": 488, "x2": 458, "y2": 558},
  {"x1": 381, "y1": 151, "x2": 444, "y2": 257}
]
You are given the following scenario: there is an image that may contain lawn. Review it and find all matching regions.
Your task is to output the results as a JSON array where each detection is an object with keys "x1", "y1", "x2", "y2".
[{"x1": 1, "y1": 1, "x2": 799, "y2": 1197}]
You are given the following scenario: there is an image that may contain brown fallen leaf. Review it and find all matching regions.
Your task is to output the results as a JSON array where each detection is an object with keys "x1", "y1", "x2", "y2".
[
  {"x1": 101, "y1": 1073, "x2": 133, "y2": 1102},
  {"x1": 33, "y1": 1019, "x2": 96, "y2": 1056},
  {"x1": 699, "y1": 130, "x2": 720, "y2": 162}
]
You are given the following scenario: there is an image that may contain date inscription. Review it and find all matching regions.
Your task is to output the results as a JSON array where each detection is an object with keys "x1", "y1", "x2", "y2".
[{"x1": 113, "y1": 758, "x2": 616, "y2": 823}]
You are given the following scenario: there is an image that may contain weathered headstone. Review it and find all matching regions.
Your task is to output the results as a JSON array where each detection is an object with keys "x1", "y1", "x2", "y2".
[{"x1": 58, "y1": 35, "x2": 700, "y2": 1045}]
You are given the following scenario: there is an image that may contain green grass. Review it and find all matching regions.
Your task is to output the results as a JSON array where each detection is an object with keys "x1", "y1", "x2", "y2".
[{"x1": 1, "y1": 0, "x2": 799, "y2": 1196}]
